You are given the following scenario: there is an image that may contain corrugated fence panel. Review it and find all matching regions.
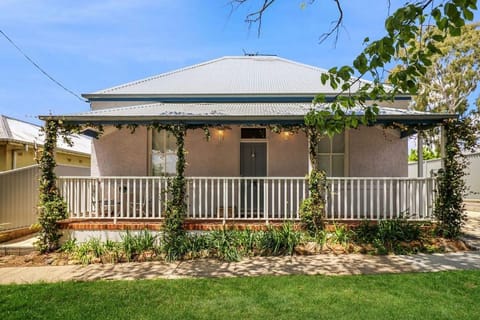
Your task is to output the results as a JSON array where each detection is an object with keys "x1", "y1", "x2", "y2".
[
  {"x1": 0, "y1": 165, "x2": 40, "y2": 230},
  {"x1": 0, "y1": 165, "x2": 89, "y2": 231},
  {"x1": 408, "y1": 152, "x2": 480, "y2": 199}
]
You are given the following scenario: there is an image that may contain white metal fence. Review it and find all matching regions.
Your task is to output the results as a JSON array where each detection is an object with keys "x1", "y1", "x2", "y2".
[
  {"x1": 58, "y1": 176, "x2": 436, "y2": 222},
  {"x1": 0, "y1": 165, "x2": 90, "y2": 231}
]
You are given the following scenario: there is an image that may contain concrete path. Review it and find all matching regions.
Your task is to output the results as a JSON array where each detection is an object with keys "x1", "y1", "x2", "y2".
[
  {"x1": 462, "y1": 211, "x2": 480, "y2": 250},
  {"x1": 1, "y1": 211, "x2": 479, "y2": 285},
  {"x1": 1, "y1": 251, "x2": 480, "y2": 285}
]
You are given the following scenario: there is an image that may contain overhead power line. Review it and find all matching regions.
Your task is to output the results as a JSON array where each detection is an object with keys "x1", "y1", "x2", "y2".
[{"x1": 0, "y1": 29, "x2": 86, "y2": 102}]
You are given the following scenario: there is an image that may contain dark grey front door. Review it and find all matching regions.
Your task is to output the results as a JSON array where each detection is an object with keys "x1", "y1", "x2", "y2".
[{"x1": 240, "y1": 143, "x2": 267, "y2": 215}]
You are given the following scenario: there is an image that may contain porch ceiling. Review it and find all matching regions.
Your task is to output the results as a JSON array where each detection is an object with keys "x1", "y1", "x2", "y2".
[{"x1": 39, "y1": 102, "x2": 455, "y2": 132}]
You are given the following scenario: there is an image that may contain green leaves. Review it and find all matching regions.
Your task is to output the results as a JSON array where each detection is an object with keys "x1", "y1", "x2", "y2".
[
  {"x1": 307, "y1": 1, "x2": 477, "y2": 144},
  {"x1": 434, "y1": 118, "x2": 477, "y2": 238},
  {"x1": 353, "y1": 53, "x2": 368, "y2": 74},
  {"x1": 300, "y1": 170, "x2": 328, "y2": 234},
  {"x1": 162, "y1": 125, "x2": 189, "y2": 261},
  {"x1": 38, "y1": 120, "x2": 67, "y2": 253}
]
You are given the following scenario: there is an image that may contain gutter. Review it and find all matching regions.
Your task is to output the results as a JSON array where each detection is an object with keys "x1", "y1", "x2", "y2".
[{"x1": 38, "y1": 112, "x2": 456, "y2": 127}]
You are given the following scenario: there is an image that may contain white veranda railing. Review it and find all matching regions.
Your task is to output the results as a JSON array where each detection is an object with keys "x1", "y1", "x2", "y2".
[{"x1": 58, "y1": 176, "x2": 437, "y2": 223}]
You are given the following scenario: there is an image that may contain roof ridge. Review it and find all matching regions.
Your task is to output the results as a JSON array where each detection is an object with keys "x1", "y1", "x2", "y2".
[
  {"x1": 95, "y1": 57, "x2": 231, "y2": 94},
  {"x1": 1, "y1": 114, "x2": 43, "y2": 128}
]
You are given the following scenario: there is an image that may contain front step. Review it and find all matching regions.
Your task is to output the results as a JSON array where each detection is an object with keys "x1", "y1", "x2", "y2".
[
  {"x1": 0, "y1": 234, "x2": 38, "y2": 256},
  {"x1": 0, "y1": 247, "x2": 36, "y2": 256}
]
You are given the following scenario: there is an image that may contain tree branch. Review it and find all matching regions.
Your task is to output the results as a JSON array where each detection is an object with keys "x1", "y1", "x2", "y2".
[
  {"x1": 231, "y1": 0, "x2": 345, "y2": 44},
  {"x1": 318, "y1": 0, "x2": 343, "y2": 44},
  {"x1": 230, "y1": 0, "x2": 276, "y2": 37}
]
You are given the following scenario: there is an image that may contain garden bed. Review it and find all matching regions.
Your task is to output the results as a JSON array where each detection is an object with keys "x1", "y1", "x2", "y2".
[{"x1": 0, "y1": 220, "x2": 470, "y2": 267}]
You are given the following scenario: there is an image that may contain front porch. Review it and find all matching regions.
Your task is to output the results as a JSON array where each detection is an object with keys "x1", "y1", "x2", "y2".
[{"x1": 58, "y1": 176, "x2": 436, "y2": 224}]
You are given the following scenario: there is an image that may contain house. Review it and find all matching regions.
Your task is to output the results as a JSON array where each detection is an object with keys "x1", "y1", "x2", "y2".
[
  {"x1": 39, "y1": 55, "x2": 453, "y2": 238},
  {"x1": 0, "y1": 115, "x2": 91, "y2": 172}
]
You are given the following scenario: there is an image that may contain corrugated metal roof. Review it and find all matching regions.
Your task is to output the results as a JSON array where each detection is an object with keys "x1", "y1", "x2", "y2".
[
  {"x1": 0, "y1": 115, "x2": 11, "y2": 139},
  {"x1": 0, "y1": 115, "x2": 91, "y2": 155},
  {"x1": 61, "y1": 102, "x2": 451, "y2": 120},
  {"x1": 86, "y1": 56, "x2": 371, "y2": 97},
  {"x1": 71, "y1": 102, "x2": 310, "y2": 117}
]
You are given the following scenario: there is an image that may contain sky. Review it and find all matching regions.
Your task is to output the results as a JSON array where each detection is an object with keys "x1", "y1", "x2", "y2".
[{"x1": 0, "y1": 1, "x2": 477, "y2": 125}]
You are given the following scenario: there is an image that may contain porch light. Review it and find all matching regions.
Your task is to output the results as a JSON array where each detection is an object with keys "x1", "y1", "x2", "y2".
[
  {"x1": 217, "y1": 129, "x2": 224, "y2": 141},
  {"x1": 282, "y1": 131, "x2": 291, "y2": 140}
]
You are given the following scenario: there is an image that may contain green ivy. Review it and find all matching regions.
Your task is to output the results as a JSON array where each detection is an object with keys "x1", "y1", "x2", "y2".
[
  {"x1": 298, "y1": 128, "x2": 329, "y2": 234},
  {"x1": 299, "y1": 170, "x2": 328, "y2": 234},
  {"x1": 37, "y1": 119, "x2": 68, "y2": 253},
  {"x1": 160, "y1": 124, "x2": 189, "y2": 261},
  {"x1": 434, "y1": 117, "x2": 477, "y2": 238}
]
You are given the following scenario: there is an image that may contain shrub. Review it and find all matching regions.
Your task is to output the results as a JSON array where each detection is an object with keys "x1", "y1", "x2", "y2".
[
  {"x1": 208, "y1": 229, "x2": 242, "y2": 262},
  {"x1": 103, "y1": 239, "x2": 122, "y2": 263},
  {"x1": 374, "y1": 218, "x2": 421, "y2": 253},
  {"x1": 353, "y1": 220, "x2": 379, "y2": 244},
  {"x1": 352, "y1": 218, "x2": 423, "y2": 253},
  {"x1": 121, "y1": 230, "x2": 159, "y2": 261},
  {"x1": 237, "y1": 228, "x2": 263, "y2": 255},
  {"x1": 74, "y1": 238, "x2": 105, "y2": 265},
  {"x1": 134, "y1": 229, "x2": 158, "y2": 252},
  {"x1": 183, "y1": 233, "x2": 211, "y2": 259},
  {"x1": 377, "y1": 218, "x2": 421, "y2": 243},
  {"x1": 299, "y1": 170, "x2": 327, "y2": 234},
  {"x1": 37, "y1": 194, "x2": 68, "y2": 253},
  {"x1": 329, "y1": 223, "x2": 354, "y2": 246},
  {"x1": 260, "y1": 223, "x2": 301, "y2": 256},
  {"x1": 60, "y1": 238, "x2": 77, "y2": 254}
]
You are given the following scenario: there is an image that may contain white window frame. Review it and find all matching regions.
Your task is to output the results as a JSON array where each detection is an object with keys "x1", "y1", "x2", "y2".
[
  {"x1": 149, "y1": 129, "x2": 177, "y2": 176},
  {"x1": 316, "y1": 131, "x2": 348, "y2": 177}
]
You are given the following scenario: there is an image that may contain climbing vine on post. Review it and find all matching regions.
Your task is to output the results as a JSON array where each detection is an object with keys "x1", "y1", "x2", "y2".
[
  {"x1": 299, "y1": 121, "x2": 327, "y2": 233},
  {"x1": 161, "y1": 124, "x2": 188, "y2": 260},
  {"x1": 434, "y1": 117, "x2": 477, "y2": 238},
  {"x1": 37, "y1": 119, "x2": 68, "y2": 253}
]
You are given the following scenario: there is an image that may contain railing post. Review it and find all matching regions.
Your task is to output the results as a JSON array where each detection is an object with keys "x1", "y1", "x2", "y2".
[
  {"x1": 264, "y1": 179, "x2": 269, "y2": 225},
  {"x1": 223, "y1": 178, "x2": 227, "y2": 225}
]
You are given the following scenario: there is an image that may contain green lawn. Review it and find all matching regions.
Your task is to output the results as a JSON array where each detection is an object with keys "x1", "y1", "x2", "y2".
[{"x1": 1, "y1": 271, "x2": 479, "y2": 320}]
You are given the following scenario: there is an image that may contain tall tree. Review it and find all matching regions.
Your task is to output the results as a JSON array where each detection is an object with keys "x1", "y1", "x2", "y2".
[
  {"x1": 404, "y1": 23, "x2": 480, "y2": 153},
  {"x1": 413, "y1": 23, "x2": 480, "y2": 115}
]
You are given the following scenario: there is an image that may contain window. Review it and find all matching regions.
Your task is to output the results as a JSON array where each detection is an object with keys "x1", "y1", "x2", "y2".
[
  {"x1": 241, "y1": 128, "x2": 266, "y2": 139},
  {"x1": 317, "y1": 133, "x2": 345, "y2": 176},
  {"x1": 151, "y1": 130, "x2": 177, "y2": 176}
]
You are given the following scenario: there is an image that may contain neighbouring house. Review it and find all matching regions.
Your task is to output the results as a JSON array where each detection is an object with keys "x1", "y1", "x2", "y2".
[
  {"x1": 39, "y1": 55, "x2": 454, "y2": 239},
  {"x1": 0, "y1": 114, "x2": 91, "y2": 172}
]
